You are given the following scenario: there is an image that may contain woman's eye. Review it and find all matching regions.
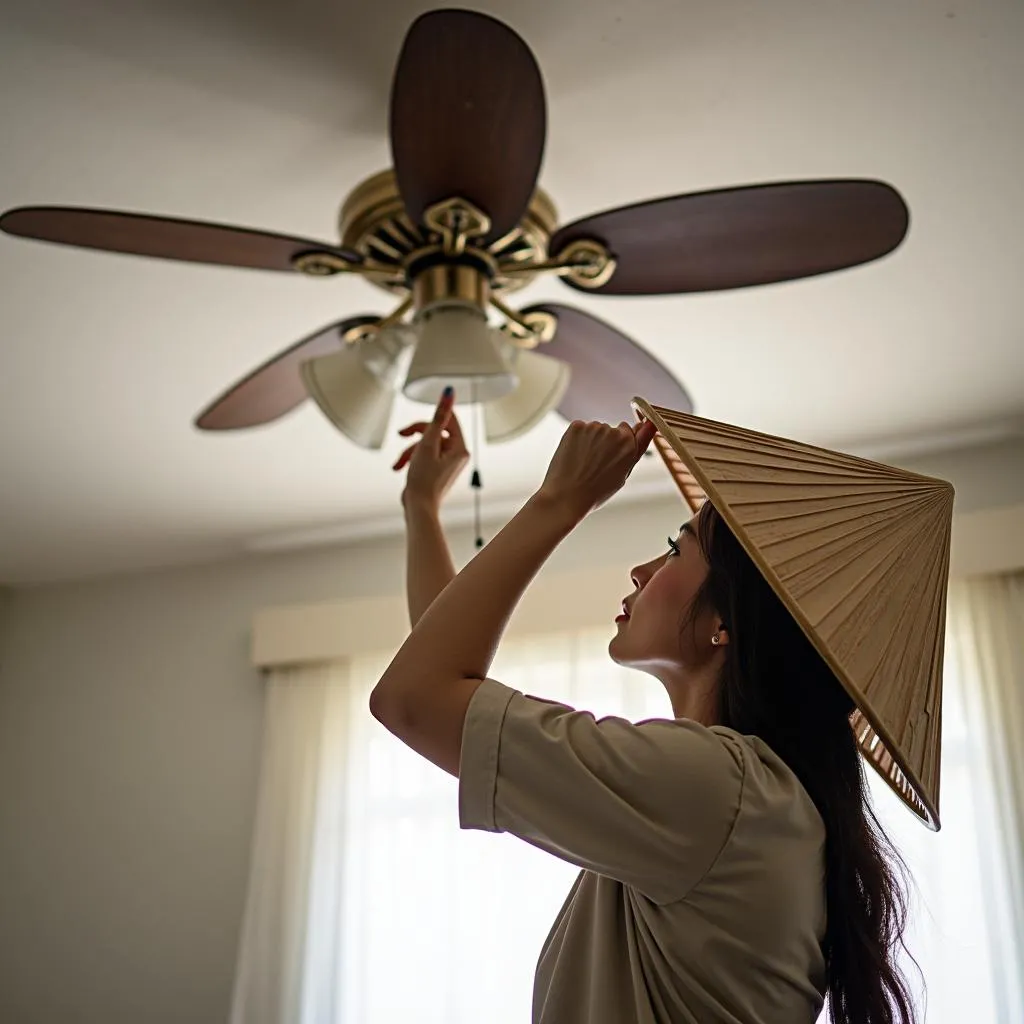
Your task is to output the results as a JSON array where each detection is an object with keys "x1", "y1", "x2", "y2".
[{"x1": 666, "y1": 536, "x2": 681, "y2": 557}]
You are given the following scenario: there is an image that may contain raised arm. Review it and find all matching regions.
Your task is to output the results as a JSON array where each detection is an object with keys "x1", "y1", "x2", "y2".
[
  {"x1": 393, "y1": 388, "x2": 469, "y2": 627},
  {"x1": 372, "y1": 416, "x2": 657, "y2": 775}
]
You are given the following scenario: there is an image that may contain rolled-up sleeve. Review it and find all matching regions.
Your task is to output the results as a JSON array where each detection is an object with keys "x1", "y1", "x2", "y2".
[{"x1": 458, "y1": 679, "x2": 745, "y2": 904}]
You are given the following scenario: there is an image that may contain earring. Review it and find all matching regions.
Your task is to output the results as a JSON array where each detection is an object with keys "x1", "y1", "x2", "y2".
[{"x1": 711, "y1": 633, "x2": 721, "y2": 646}]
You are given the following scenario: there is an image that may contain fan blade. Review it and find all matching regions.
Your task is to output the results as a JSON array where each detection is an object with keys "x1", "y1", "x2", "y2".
[
  {"x1": 550, "y1": 180, "x2": 909, "y2": 295},
  {"x1": 523, "y1": 303, "x2": 693, "y2": 424},
  {"x1": 0, "y1": 207, "x2": 360, "y2": 272},
  {"x1": 195, "y1": 316, "x2": 380, "y2": 430},
  {"x1": 389, "y1": 9, "x2": 546, "y2": 242}
]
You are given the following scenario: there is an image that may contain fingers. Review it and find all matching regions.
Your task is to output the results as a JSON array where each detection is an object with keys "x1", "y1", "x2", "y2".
[
  {"x1": 612, "y1": 420, "x2": 656, "y2": 461},
  {"x1": 579, "y1": 418, "x2": 657, "y2": 472},
  {"x1": 424, "y1": 388, "x2": 454, "y2": 455},
  {"x1": 433, "y1": 387, "x2": 454, "y2": 423},
  {"x1": 392, "y1": 442, "x2": 418, "y2": 471},
  {"x1": 398, "y1": 421, "x2": 432, "y2": 437},
  {"x1": 442, "y1": 405, "x2": 467, "y2": 450},
  {"x1": 393, "y1": 391, "x2": 463, "y2": 472},
  {"x1": 398, "y1": 415, "x2": 467, "y2": 449},
  {"x1": 633, "y1": 418, "x2": 658, "y2": 452},
  {"x1": 397, "y1": 388, "x2": 468, "y2": 458},
  {"x1": 622, "y1": 421, "x2": 656, "y2": 481}
]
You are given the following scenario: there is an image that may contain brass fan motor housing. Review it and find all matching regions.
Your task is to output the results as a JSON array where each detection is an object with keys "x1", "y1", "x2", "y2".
[{"x1": 338, "y1": 169, "x2": 559, "y2": 298}]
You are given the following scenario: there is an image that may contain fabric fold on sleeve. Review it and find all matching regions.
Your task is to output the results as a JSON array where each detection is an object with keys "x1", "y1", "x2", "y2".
[
  {"x1": 459, "y1": 678, "x2": 517, "y2": 833},
  {"x1": 457, "y1": 677, "x2": 746, "y2": 904}
]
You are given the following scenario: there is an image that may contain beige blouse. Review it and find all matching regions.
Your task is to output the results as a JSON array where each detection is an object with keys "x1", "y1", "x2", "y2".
[{"x1": 459, "y1": 678, "x2": 827, "y2": 1024}]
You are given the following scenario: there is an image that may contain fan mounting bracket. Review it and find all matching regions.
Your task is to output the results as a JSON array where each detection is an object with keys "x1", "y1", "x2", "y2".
[
  {"x1": 291, "y1": 250, "x2": 403, "y2": 281},
  {"x1": 341, "y1": 296, "x2": 413, "y2": 345},
  {"x1": 496, "y1": 238, "x2": 618, "y2": 290},
  {"x1": 553, "y1": 239, "x2": 618, "y2": 289},
  {"x1": 494, "y1": 302, "x2": 556, "y2": 349}
]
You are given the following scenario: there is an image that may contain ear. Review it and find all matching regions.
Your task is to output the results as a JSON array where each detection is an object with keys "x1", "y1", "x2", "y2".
[{"x1": 712, "y1": 626, "x2": 730, "y2": 648}]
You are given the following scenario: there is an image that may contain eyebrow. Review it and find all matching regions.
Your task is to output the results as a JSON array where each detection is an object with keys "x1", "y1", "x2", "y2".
[{"x1": 679, "y1": 522, "x2": 694, "y2": 537}]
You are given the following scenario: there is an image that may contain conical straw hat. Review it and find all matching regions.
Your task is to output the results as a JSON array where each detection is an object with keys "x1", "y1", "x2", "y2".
[{"x1": 633, "y1": 398, "x2": 954, "y2": 830}]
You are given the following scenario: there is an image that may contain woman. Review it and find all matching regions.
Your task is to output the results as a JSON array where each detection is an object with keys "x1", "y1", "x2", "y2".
[{"x1": 371, "y1": 389, "x2": 917, "y2": 1024}]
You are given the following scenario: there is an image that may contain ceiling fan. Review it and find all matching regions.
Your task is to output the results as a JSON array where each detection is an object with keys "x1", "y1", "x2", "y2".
[{"x1": 0, "y1": 8, "x2": 909, "y2": 448}]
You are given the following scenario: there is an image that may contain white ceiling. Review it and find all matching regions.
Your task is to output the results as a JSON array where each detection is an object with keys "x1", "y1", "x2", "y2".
[{"x1": 1, "y1": 0, "x2": 1022, "y2": 584}]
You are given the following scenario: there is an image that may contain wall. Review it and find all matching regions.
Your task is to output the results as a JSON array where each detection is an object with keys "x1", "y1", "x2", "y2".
[
  {"x1": 0, "y1": 492, "x2": 671, "y2": 1024},
  {"x1": 0, "y1": 437, "x2": 1022, "y2": 1024}
]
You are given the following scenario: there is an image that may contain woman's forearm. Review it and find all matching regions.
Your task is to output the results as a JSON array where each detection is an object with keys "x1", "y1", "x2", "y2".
[
  {"x1": 372, "y1": 418, "x2": 651, "y2": 776},
  {"x1": 378, "y1": 490, "x2": 580, "y2": 706},
  {"x1": 371, "y1": 492, "x2": 577, "y2": 776},
  {"x1": 403, "y1": 496, "x2": 457, "y2": 626}
]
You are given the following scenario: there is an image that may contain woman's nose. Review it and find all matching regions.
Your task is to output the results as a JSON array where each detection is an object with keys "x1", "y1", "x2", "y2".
[{"x1": 630, "y1": 556, "x2": 659, "y2": 590}]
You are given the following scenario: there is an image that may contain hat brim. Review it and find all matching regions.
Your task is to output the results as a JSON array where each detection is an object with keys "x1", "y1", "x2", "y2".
[{"x1": 633, "y1": 397, "x2": 946, "y2": 830}]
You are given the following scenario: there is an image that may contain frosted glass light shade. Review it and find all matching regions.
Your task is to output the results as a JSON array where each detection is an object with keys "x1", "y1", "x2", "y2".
[
  {"x1": 484, "y1": 348, "x2": 571, "y2": 443},
  {"x1": 300, "y1": 328, "x2": 414, "y2": 449},
  {"x1": 403, "y1": 305, "x2": 515, "y2": 405}
]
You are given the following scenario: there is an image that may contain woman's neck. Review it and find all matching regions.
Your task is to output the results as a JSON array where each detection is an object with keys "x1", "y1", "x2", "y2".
[{"x1": 661, "y1": 666, "x2": 721, "y2": 725}]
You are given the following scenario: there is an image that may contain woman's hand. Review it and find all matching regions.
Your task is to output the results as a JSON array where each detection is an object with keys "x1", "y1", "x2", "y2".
[
  {"x1": 393, "y1": 388, "x2": 470, "y2": 513},
  {"x1": 537, "y1": 418, "x2": 658, "y2": 523}
]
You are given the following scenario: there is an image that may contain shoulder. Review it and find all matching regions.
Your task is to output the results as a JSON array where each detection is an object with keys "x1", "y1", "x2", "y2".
[
  {"x1": 518, "y1": 693, "x2": 747, "y2": 788},
  {"x1": 625, "y1": 714, "x2": 748, "y2": 782},
  {"x1": 707, "y1": 725, "x2": 824, "y2": 841},
  {"x1": 491, "y1": 686, "x2": 748, "y2": 824}
]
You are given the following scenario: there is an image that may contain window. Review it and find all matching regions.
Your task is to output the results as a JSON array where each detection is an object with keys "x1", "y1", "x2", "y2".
[
  {"x1": 864, "y1": 638, "x2": 1000, "y2": 1021},
  {"x1": 324, "y1": 628, "x2": 1001, "y2": 1024}
]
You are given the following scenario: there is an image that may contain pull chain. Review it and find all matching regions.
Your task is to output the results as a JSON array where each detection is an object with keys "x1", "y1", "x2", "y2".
[{"x1": 470, "y1": 382, "x2": 484, "y2": 548}]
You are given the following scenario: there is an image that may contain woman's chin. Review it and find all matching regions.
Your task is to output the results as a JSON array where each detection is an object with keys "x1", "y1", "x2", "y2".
[{"x1": 608, "y1": 631, "x2": 627, "y2": 665}]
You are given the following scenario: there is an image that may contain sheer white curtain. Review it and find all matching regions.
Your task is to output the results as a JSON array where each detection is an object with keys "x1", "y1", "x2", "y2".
[
  {"x1": 945, "y1": 572, "x2": 1024, "y2": 1019},
  {"x1": 864, "y1": 622, "x2": 1008, "y2": 1022},
  {"x1": 234, "y1": 601, "x2": 1021, "y2": 1023},
  {"x1": 338, "y1": 632, "x2": 679, "y2": 1024},
  {"x1": 230, "y1": 663, "x2": 351, "y2": 1024}
]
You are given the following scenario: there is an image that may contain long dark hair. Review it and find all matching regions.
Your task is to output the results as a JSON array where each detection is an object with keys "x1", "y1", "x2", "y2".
[{"x1": 691, "y1": 503, "x2": 917, "y2": 1024}]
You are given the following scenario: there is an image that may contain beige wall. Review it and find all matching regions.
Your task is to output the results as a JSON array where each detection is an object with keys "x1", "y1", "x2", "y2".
[{"x1": 0, "y1": 437, "x2": 1022, "y2": 1024}]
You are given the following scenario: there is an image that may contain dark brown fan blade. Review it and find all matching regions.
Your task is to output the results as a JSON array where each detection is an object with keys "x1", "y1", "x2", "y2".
[
  {"x1": 550, "y1": 180, "x2": 909, "y2": 295},
  {"x1": 524, "y1": 303, "x2": 693, "y2": 424},
  {"x1": 389, "y1": 9, "x2": 546, "y2": 242},
  {"x1": 0, "y1": 207, "x2": 360, "y2": 272},
  {"x1": 195, "y1": 316, "x2": 380, "y2": 430}
]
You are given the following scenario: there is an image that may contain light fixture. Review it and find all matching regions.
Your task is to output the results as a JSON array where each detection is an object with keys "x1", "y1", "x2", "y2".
[
  {"x1": 302, "y1": 253, "x2": 562, "y2": 449},
  {"x1": 402, "y1": 304, "x2": 515, "y2": 405},
  {"x1": 300, "y1": 326, "x2": 414, "y2": 449},
  {"x1": 484, "y1": 345, "x2": 570, "y2": 442}
]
